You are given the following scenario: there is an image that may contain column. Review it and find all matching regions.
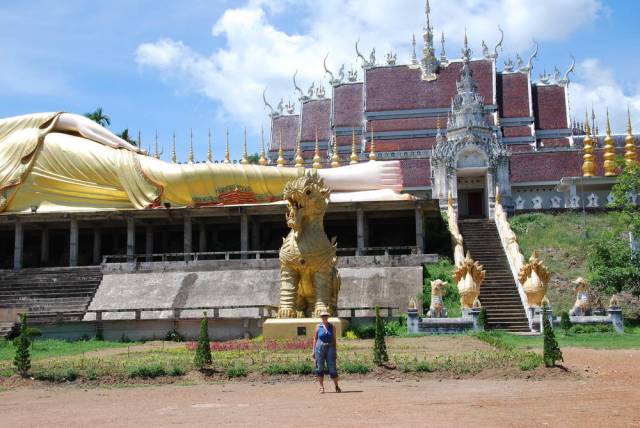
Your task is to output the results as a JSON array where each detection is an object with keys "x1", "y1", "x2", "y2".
[
  {"x1": 415, "y1": 205, "x2": 424, "y2": 254},
  {"x1": 356, "y1": 208, "x2": 365, "y2": 256},
  {"x1": 145, "y1": 226, "x2": 154, "y2": 262},
  {"x1": 69, "y1": 218, "x2": 79, "y2": 267},
  {"x1": 198, "y1": 223, "x2": 207, "y2": 253},
  {"x1": 40, "y1": 227, "x2": 50, "y2": 265},
  {"x1": 183, "y1": 213, "x2": 192, "y2": 260},
  {"x1": 126, "y1": 217, "x2": 135, "y2": 263},
  {"x1": 162, "y1": 229, "x2": 168, "y2": 254},
  {"x1": 240, "y1": 213, "x2": 249, "y2": 259},
  {"x1": 250, "y1": 219, "x2": 260, "y2": 251},
  {"x1": 92, "y1": 228, "x2": 102, "y2": 265},
  {"x1": 13, "y1": 220, "x2": 23, "y2": 270}
]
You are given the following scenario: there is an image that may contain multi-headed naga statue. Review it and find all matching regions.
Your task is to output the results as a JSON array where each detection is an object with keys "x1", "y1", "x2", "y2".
[{"x1": 277, "y1": 171, "x2": 341, "y2": 318}]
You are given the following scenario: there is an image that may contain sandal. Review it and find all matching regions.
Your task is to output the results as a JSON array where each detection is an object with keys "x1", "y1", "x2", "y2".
[
  {"x1": 319, "y1": 386, "x2": 325, "y2": 394},
  {"x1": 335, "y1": 385, "x2": 342, "y2": 393}
]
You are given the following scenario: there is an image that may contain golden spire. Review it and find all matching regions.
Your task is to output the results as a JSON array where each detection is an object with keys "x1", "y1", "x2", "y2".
[
  {"x1": 154, "y1": 130, "x2": 160, "y2": 159},
  {"x1": 294, "y1": 129, "x2": 304, "y2": 168},
  {"x1": 207, "y1": 129, "x2": 213, "y2": 162},
  {"x1": 624, "y1": 106, "x2": 638, "y2": 167},
  {"x1": 223, "y1": 129, "x2": 230, "y2": 164},
  {"x1": 330, "y1": 134, "x2": 340, "y2": 168},
  {"x1": 350, "y1": 127, "x2": 359, "y2": 164},
  {"x1": 240, "y1": 128, "x2": 249, "y2": 165},
  {"x1": 188, "y1": 129, "x2": 194, "y2": 163},
  {"x1": 312, "y1": 128, "x2": 322, "y2": 169},
  {"x1": 259, "y1": 127, "x2": 268, "y2": 166},
  {"x1": 603, "y1": 108, "x2": 616, "y2": 176},
  {"x1": 368, "y1": 123, "x2": 377, "y2": 161},
  {"x1": 582, "y1": 109, "x2": 596, "y2": 177},
  {"x1": 171, "y1": 131, "x2": 177, "y2": 163},
  {"x1": 276, "y1": 131, "x2": 285, "y2": 167}
]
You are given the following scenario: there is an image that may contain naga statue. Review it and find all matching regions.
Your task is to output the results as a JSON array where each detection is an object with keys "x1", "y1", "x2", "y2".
[
  {"x1": 453, "y1": 251, "x2": 486, "y2": 309},
  {"x1": 427, "y1": 279, "x2": 448, "y2": 318},
  {"x1": 518, "y1": 250, "x2": 551, "y2": 308},
  {"x1": 277, "y1": 171, "x2": 341, "y2": 318}
]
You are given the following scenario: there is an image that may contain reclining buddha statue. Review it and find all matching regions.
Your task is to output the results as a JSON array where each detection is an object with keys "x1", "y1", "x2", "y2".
[{"x1": 0, "y1": 112, "x2": 410, "y2": 213}]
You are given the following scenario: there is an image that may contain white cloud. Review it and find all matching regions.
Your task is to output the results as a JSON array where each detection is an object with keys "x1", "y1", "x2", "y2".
[
  {"x1": 135, "y1": 0, "x2": 604, "y2": 130},
  {"x1": 569, "y1": 58, "x2": 640, "y2": 133}
]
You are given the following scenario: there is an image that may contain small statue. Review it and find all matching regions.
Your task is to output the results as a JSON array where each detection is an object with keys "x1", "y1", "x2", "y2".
[
  {"x1": 553, "y1": 65, "x2": 561, "y2": 82},
  {"x1": 369, "y1": 48, "x2": 376, "y2": 66},
  {"x1": 285, "y1": 99, "x2": 295, "y2": 115},
  {"x1": 518, "y1": 250, "x2": 550, "y2": 308},
  {"x1": 347, "y1": 67, "x2": 358, "y2": 82},
  {"x1": 427, "y1": 279, "x2": 448, "y2": 318},
  {"x1": 454, "y1": 251, "x2": 486, "y2": 309},
  {"x1": 338, "y1": 64, "x2": 346, "y2": 82},
  {"x1": 316, "y1": 85, "x2": 326, "y2": 99},
  {"x1": 569, "y1": 277, "x2": 592, "y2": 316},
  {"x1": 276, "y1": 98, "x2": 284, "y2": 114},
  {"x1": 385, "y1": 51, "x2": 397, "y2": 65},
  {"x1": 307, "y1": 82, "x2": 315, "y2": 99},
  {"x1": 503, "y1": 58, "x2": 514, "y2": 72},
  {"x1": 481, "y1": 40, "x2": 489, "y2": 58},
  {"x1": 515, "y1": 53, "x2": 524, "y2": 70}
]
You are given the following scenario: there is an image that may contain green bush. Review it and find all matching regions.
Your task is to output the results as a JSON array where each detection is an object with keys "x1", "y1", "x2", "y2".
[
  {"x1": 13, "y1": 313, "x2": 41, "y2": 377},
  {"x1": 414, "y1": 361, "x2": 433, "y2": 372},
  {"x1": 543, "y1": 316, "x2": 563, "y2": 367},
  {"x1": 373, "y1": 306, "x2": 388, "y2": 366},
  {"x1": 290, "y1": 361, "x2": 314, "y2": 375},
  {"x1": 194, "y1": 313, "x2": 212, "y2": 370},
  {"x1": 164, "y1": 329, "x2": 185, "y2": 342},
  {"x1": 86, "y1": 369, "x2": 97, "y2": 381},
  {"x1": 569, "y1": 323, "x2": 613, "y2": 334},
  {"x1": 169, "y1": 365, "x2": 186, "y2": 377},
  {"x1": 225, "y1": 364, "x2": 247, "y2": 378},
  {"x1": 478, "y1": 308, "x2": 488, "y2": 331},
  {"x1": 346, "y1": 324, "x2": 376, "y2": 339},
  {"x1": 560, "y1": 311, "x2": 572, "y2": 333},
  {"x1": 34, "y1": 368, "x2": 78, "y2": 382},
  {"x1": 518, "y1": 353, "x2": 543, "y2": 371},
  {"x1": 129, "y1": 363, "x2": 166, "y2": 378},
  {"x1": 587, "y1": 233, "x2": 640, "y2": 296},
  {"x1": 263, "y1": 363, "x2": 291, "y2": 375},
  {"x1": 341, "y1": 361, "x2": 370, "y2": 374}
]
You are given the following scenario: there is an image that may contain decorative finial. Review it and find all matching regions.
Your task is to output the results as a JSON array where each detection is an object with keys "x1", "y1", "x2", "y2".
[
  {"x1": 171, "y1": 131, "x2": 177, "y2": 163},
  {"x1": 207, "y1": 129, "x2": 213, "y2": 162},
  {"x1": 295, "y1": 129, "x2": 304, "y2": 168},
  {"x1": 350, "y1": 127, "x2": 359, "y2": 164},
  {"x1": 241, "y1": 128, "x2": 249, "y2": 165},
  {"x1": 259, "y1": 127, "x2": 268, "y2": 166},
  {"x1": 624, "y1": 106, "x2": 638, "y2": 167},
  {"x1": 492, "y1": 26, "x2": 504, "y2": 59},
  {"x1": 223, "y1": 128, "x2": 230, "y2": 164},
  {"x1": 154, "y1": 130, "x2": 160, "y2": 159},
  {"x1": 137, "y1": 129, "x2": 141, "y2": 148},
  {"x1": 277, "y1": 131, "x2": 285, "y2": 167},
  {"x1": 440, "y1": 31, "x2": 447, "y2": 63},
  {"x1": 603, "y1": 108, "x2": 617, "y2": 176},
  {"x1": 411, "y1": 34, "x2": 418, "y2": 65},
  {"x1": 188, "y1": 129, "x2": 194, "y2": 163},
  {"x1": 331, "y1": 134, "x2": 340, "y2": 168},
  {"x1": 368, "y1": 123, "x2": 377, "y2": 161},
  {"x1": 312, "y1": 128, "x2": 322, "y2": 169},
  {"x1": 582, "y1": 109, "x2": 595, "y2": 177},
  {"x1": 522, "y1": 42, "x2": 538, "y2": 72},
  {"x1": 461, "y1": 29, "x2": 472, "y2": 61}
]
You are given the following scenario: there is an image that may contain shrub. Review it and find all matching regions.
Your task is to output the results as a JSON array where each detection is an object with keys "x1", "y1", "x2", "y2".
[
  {"x1": 414, "y1": 361, "x2": 433, "y2": 373},
  {"x1": 129, "y1": 363, "x2": 166, "y2": 378},
  {"x1": 341, "y1": 361, "x2": 370, "y2": 374},
  {"x1": 569, "y1": 323, "x2": 613, "y2": 334},
  {"x1": 542, "y1": 316, "x2": 563, "y2": 367},
  {"x1": 13, "y1": 313, "x2": 41, "y2": 377},
  {"x1": 35, "y1": 368, "x2": 78, "y2": 382},
  {"x1": 384, "y1": 320, "x2": 407, "y2": 336},
  {"x1": 225, "y1": 365, "x2": 247, "y2": 378},
  {"x1": 165, "y1": 329, "x2": 185, "y2": 342},
  {"x1": 373, "y1": 306, "x2": 388, "y2": 366},
  {"x1": 290, "y1": 361, "x2": 314, "y2": 375},
  {"x1": 518, "y1": 353, "x2": 543, "y2": 371},
  {"x1": 560, "y1": 311, "x2": 572, "y2": 333},
  {"x1": 86, "y1": 369, "x2": 98, "y2": 381},
  {"x1": 194, "y1": 312, "x2": 212, "y2": 370},
  {"x1": 476, "y1": 331, "x2": 512, "y2": 351},
  {"x1": 344, "y1": 331, "x2": 358, "y2": 340},
  {"x1": 587, "y1": 233, "x2": 640, "y2": 296},
  {"x1": 478, "y1": 308, "x2": 488, "y2": 331},
  {"x1": 349, "y1": 324, "x2": 376, "y2": 339},
  {"x1": 169, "y1": 365, "x2": 186, "y2": 377},
  {"x1": 263, "y1": 363, "x2": 291, "y2": 375}
]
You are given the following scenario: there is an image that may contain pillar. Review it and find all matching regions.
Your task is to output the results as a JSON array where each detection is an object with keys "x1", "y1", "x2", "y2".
[
  {"x1": 69, "y1": 218, "x2": 79, "y2": 267},
  {"x1": 13, "y1": 220, "x2": 23, "y2": 270},
  {"x1": 198, "y1": 223, "x2": 207, "y2": 253},
  {"x1": 251, "y1": 219, "x2": 260, "y2": 251},
  {"x1": 162, "y1": 229, "x2": 168, "y2": 254},
  {"x1": 92, "y1": 228, "x2": 102, "y2": 265},
  {"x1": 240, "y1": 213, "x2": 249, "y2": 258},
  {"x1": 145, "y1": 226, "x2": 154, "y2": 261},
  {"x1": 356, "y1": 208, "x2": 366, "y2": 255},
  {"x1": 183, "y1": 213, "x2": 192, "y2": 260},
  {"x1": 126, "y1": 217, "x2": 135, "y2": 263},
  {"x1": 415, "y1": 205, "x2": 424, "y2": 254},
  {"x1": 40, "y1": 227, "x2": 50, "y2": 265}
]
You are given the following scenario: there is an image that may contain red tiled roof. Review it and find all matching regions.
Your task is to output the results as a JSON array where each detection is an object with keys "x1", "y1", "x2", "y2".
[
  {"x1": 365, "y1": 60, "x2": 495, "y2": 112},
  {"x1": 270, "y1": 115, "x2": 299, "y2": 151},
  {"x1": 533, "y1": 85, "x2": 568, "y2": 130},
  {"x1": 301, "y1": 99, "x2": 331, "y2": 142},
  {"x1": 333, "y1": 83, "x2": 363, "y2": 127},
  {"x1": 499, "y1": 73, "x2": 530, "y2": 118}
]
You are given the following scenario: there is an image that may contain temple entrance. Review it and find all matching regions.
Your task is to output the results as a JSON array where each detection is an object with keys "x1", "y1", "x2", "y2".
[
  {"x1": 457, "y1": 172, "x2": 487, "y2": 219},
  {"x1": 467, "y1": 191, "x2": 484, "y2": 217}
]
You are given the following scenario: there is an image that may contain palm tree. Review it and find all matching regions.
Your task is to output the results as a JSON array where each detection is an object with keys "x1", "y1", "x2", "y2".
[
  {"x1": 117, "y1": 129, "x2": 137, "y2": 146},
  {"x1": 84, "y1": 107, "x2": 111, "y2": 127}
]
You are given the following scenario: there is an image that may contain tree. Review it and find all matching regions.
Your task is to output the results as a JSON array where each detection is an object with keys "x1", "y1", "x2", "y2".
[
  {"x1": 477, "y1": 308, "x2": 488, "y2": 331},
  {"x1": 247, "y1": 153, "x2": 260, "y2": 164},
  {"x1": 373, "y1": 305, "x2": 388, "y2": 366},
  {"x1": 610, "y1": 162, "x2": 640, "y2": 246},
  {"x1": 542, "y1": 313, "x2": 563, "y2": 367},
  {"x1": 587, "y1": 233, "x2": 640, "y2": 296},
  {"x1": 194, "y1": 312, "x2": 212, "y2": 369},
  {"x1": 13, "y1": 313, "x2": 41, "y2": 377},
  {"x1": 116, "y1": 129, "x2": 138, "y2": 146},
  {"x1": 559, "y1": 311, "x2": 572, "y2": 334},
  {"x1": 84, "y1": 107, "x2": 111, "y2": 127}
]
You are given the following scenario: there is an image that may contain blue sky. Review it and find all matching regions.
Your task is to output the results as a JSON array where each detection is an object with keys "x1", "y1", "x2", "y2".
[{"x1": 1, "y1": 0, "x2": 639, "y2": 161}]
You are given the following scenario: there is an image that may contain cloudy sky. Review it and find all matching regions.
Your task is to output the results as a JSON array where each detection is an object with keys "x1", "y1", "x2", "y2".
[{"x1": 1, "y1": 0, "x2": 638, "y2": 160}]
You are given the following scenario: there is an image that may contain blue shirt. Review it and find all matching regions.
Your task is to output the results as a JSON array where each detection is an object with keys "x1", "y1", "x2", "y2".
[{"x1": 317, "y1": 323, "x2": 334, "y2": 343}]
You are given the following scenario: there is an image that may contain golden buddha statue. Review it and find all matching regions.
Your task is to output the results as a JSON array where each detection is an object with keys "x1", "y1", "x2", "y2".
[{"x1": 0, "y1": 112, "x2": 408, "y2": 214}]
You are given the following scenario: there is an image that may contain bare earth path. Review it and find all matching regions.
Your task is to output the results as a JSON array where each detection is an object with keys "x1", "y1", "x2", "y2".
[{"x1": 1, "y1": 348, "x2": 639, "y2": 428}]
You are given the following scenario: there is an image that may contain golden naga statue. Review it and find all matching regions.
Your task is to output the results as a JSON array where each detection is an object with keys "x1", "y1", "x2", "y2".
[
  {"x1": 518, "y1": 250, "x2": 551, "y2": 308},
  {"x1": 453, "y1": 251, "x2": 486, "y2": 309},
  {"x1": 0, "y1": 112, "x2": 410, "y2": 213},
  {"x1": 426, "y1": 279, "x2": 448, "y2": 318},
  {"x1": 277, "y1": 172, "x2": 341, "y2": 318},
  {"x1": 569, "y1": 277, "x2": 592, "y2": 316}
]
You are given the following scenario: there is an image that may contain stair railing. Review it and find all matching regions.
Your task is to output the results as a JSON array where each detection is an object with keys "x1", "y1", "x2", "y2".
[
  {"x1": 446, "y1": 192, "x2": 465, "y2": 266},
  {"x1": 493, "y1": 187, "x2": 531, "y2": 324}
]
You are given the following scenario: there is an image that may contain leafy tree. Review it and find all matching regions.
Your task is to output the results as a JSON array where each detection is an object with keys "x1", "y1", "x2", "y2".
[
  {"x1": 373, "y1": 305, "x2": 388, "y2": 366},
  {"x1": 609, "y1": 162, "x2": 640, "y2": 240},
  {"x1": 542, "y1": 313, "x2": 563, "y2": 367},
  {"x1": 117, "y1": 129, "x2": 138, "y2": 146},
  {"x1": 194, "y1": 312, "x2": 212, "y2": 369},
  {"x1": 84, "y1": 107, "x2": 111, "y2": 127},
  {"x1": 559, "y1": 311, "x2": 572, "y2": 334},
  {"x1": 13, "y1": 313, "x2": 41, "y2": 377},
  {"x1": 587, "y1": 233, "x2": 640, "y2": 296},
  {"x1": 247, "y1": 153, "x2": 260, "y2": 164}
]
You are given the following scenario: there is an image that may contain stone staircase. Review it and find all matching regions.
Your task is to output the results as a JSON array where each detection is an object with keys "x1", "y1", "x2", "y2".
[
  {"x1": 458, "y1": 219, "x2": 530, "y2": 332},
  {"x1": 0, "y1": 267, "x2": 102, "y2": 326}
]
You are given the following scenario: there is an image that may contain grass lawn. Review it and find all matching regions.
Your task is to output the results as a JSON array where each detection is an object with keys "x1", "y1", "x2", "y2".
[
  {"x1": 495, "y1": 329, "x2": 640, "y2": 350},
  {"x1": 0, "y1": 338, "x2": 130, "y2": 362}
]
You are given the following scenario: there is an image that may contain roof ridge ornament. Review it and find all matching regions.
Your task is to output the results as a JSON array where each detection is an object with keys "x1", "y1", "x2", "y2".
[
  {"x1": 411, "y1": 34, "x2": 418, "y2": 65},
  {"x1": 323, "y1": 54, "x2": 343, "y2": 86},
  {"x1": 503, "y1": 57, "x2": 514, "y2": 72},
  {"x1": 263, "y1": 88, "x2": 280, "y2": 118},
  {"x1": 355, "y1": 39, "x2": 373, "y2": 68},
  {"x1": 558, "y1": 55, "x2": 575, "y2": 87},
  {"x1": 386, "y1": 50, "x2": 397, "y2": 65},
  {"x1": 481, "y1": 40, "x2": 490, "y2": 58},
  {"x1": 347, "y1": 67, "x2": 358, "y2": 82},
  {"x1": 440, "y1": 31, "x2": 447, "y2": 64},
  {"x1": 491, "y1": 26, "x2": 504, "y2": 59},
  {"x1": 315, "y1": 83, "x2": 326, "y2": 99},
  {"x1": 419, "y1": 0, "x2": 439, "y2": 81},
  {"x1": 293, "y1": 70, "x2": 310, "y2": 102},
  {"x1": 520, "y1": 41, "x2": 538, "y2": 73},
  {"x1": 285, "y1": 99, "x2": 295, "y2": 114}
]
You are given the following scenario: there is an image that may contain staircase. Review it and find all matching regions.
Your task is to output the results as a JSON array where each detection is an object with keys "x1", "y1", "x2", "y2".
[
  {"x1": 0, "y1": 267, "x2": 102, "y2": 326},
  {"x1": 458, "y1": 219, "x2": 529, "y2": 332}
]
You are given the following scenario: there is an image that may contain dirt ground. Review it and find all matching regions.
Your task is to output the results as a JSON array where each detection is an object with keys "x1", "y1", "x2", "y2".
[{"x1": 1, "y1": 347, "x2": 639, "y2": 427}]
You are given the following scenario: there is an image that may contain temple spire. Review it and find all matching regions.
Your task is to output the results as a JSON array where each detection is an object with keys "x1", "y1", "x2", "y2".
[
  {"x1": 223, "y1": 129, "x2": 230, "y2": 164},
  {"x1": 241, "y1": 128, "x2": 249, "y2": 165},
  {"x1": 420, "y1": 0, "x2": 439, "y2": 80},
  {"x1": 411, "y1": 34, "x2": 418, "y2": 65},
  {"x1": 312, "y1": 128, "x2": 322, "y2": 169},
  {"x1": 154, "y1": 130, "x2": 160, "y2": 159},
  {"x1": 188, "y1": 129, "x2": 194, "y2": 163},
  {"x1": 625, "y1": 106, "x2": 638, "y2": 166},
  {"x1": 277, "y1": 131, "x2": 285, "y2": 167},
  {"x1": 295, "y1": 129, "x2": 304, "y2": 168},
  {"x1": 259, "y1": 127, "x2": 268, "y2": 166},
  {"x1": 171, "y1": 131, "x2": 177, "y2": 163},
  {"x1": 350, "y1": 127, "x2": 359, "y2": 164},
  {"x1": 582, "y1": 109, "x2": 595, "y2": 177},
  {"x1": 331, "y1": 134, "x2": 340, "y2": 168},
  {"x1": 207, "y1": 129, "x2": 213, "y2": 162},
  {"x1": 603, "y1": 108, "x2": 616, "y2": 176},
  {"x1": 440, "y1": 31, "x2": 447, "y2": 63}
]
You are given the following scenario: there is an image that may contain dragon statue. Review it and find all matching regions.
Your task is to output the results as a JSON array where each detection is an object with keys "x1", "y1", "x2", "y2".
[
  {"x1": 453, "y1": 251, "x2": 486, "y2": 309},
  {"x1": 277, "y1": 171, "x2": 341, "y2": 318},
  {"x1": 518, "y1": 250, "x2": 551, "y2": 308}
]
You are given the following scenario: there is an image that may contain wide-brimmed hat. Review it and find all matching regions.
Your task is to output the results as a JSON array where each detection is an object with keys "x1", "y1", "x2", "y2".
[{"x1": 319, "y1": 310, "x2": 330, "y2": 317}]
